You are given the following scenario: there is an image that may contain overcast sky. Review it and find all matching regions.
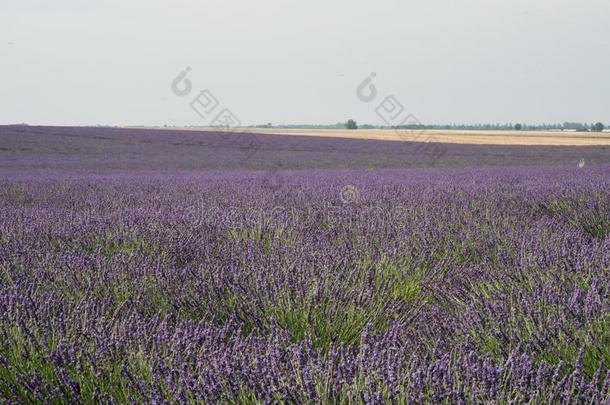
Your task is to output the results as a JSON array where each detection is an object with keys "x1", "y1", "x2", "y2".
[{"x1": 1, "y1": 0, "x2": 609, "y2": 127}]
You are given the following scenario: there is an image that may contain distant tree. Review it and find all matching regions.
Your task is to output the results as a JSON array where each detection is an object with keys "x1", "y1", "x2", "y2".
[
  {"x1": 593, "y1": 122, "x2": 605, "y2": 132},
  {"x1": 563, "y1": 122, "x2": 586, "y2": 130},
  {"x1": 345, "y1": 119, "x2": 358, "y2": 130},
  {"x1": 514, "y1": 123, "x2": 522, "y2": 131}
]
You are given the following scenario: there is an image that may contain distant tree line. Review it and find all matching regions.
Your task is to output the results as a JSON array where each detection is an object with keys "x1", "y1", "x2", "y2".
[
  {"x1": 252, "y1": 121, "x2": 606, "y2": 132},
  {"x1": 394, "y1": 122, "x2": 606, "y2": 132}
]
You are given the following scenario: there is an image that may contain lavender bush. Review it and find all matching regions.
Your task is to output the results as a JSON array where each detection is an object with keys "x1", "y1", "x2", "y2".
[{"x1": 0, "y1": 126, "x2": 609, "y2": 403}]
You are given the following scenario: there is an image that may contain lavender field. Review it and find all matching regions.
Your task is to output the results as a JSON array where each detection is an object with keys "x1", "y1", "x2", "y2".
[{"x1": 1, "y1": 125, "x2": 610, "y2": 403}]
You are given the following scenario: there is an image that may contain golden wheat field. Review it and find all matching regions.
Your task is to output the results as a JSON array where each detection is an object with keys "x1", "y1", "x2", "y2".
[
  {"x1": 151, "y1": 127, "x2": 610, "y2": 146},
  {"x1": 245, "y1": 128, "x2": 610, "y2": 146}
]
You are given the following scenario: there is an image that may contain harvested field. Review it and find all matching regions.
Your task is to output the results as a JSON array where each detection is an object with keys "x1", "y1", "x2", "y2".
[{"x1": 236, "y1": 128, "x2": 610, "y2": 146}]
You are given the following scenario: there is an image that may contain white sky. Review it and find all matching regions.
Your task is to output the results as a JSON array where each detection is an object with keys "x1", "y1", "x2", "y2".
[{"x1": 1, "y1": 0, "x2": 609, "y2": 126}]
